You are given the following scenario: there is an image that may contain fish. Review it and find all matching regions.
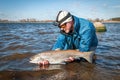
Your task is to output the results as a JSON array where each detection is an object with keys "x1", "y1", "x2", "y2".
[{"x1": 29, "y1": 50, "x2": 94, "y2": 64}]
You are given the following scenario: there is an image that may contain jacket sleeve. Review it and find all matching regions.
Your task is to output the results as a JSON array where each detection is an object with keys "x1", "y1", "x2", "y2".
[
  {"x1": 52, "y1": 34, "x2": 66, "y2": 50},
  {"x1": 79, "y1": 29, "x2": 93, "y2": 52}
]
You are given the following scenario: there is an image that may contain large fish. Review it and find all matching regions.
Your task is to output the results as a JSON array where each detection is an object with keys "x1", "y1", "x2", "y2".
[{"x1": 29, "y1": 50, "x2": 94, "y2": 64}]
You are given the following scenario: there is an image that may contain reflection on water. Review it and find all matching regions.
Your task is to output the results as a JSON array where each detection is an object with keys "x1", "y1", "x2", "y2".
[{"x1": 0, "y1": 23, "x2": 120, "y2": 80}]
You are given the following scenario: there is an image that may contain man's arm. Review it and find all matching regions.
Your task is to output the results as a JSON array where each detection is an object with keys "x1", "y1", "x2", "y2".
[{"x1": 52, "y1": 34, "x2": 66, "y2": 50}]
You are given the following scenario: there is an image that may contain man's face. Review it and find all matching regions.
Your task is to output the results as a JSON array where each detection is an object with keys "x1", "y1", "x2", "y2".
[{"x1": 60, "y1": 21, "x2": 73, "y2": 33}]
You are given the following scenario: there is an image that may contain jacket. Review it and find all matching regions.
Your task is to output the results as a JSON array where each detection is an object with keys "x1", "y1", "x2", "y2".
[{"x1": 52, "y1": 16, "x2": 98, "y2": 52}]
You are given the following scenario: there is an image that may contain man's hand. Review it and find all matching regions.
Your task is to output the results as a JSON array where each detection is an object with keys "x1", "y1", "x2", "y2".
[
  {"x1": 64, "y1": 57, "x2": 75, "y2": 63},
  {"x1": 39, "y1": 60, "x2": 49, "y2": 66}
]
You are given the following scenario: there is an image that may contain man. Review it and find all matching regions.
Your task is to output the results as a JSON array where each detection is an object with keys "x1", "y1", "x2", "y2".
[{"x1": 40, "y1": 10, "x2": 98, "y2": 65}]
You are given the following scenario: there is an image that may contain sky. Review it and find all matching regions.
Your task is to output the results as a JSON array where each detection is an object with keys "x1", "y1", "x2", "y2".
[{"x1": 0, "y1": 0, "x2": 120, "y2": 21}]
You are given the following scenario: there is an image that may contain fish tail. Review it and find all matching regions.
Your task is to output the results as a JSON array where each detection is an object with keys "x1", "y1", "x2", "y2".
[{"x1": 83, "y1": 51, "x2": 94, "y2": 63}]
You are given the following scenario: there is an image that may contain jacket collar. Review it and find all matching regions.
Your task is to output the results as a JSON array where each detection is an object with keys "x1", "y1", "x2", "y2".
[{"x1": 73, "y1": 15, "x2": 80, "y2": 33}]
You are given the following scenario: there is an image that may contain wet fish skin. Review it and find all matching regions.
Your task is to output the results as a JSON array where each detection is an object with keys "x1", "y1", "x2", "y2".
[{"x1": 29, "y1": 50, "x2": 94, "y2": 64}]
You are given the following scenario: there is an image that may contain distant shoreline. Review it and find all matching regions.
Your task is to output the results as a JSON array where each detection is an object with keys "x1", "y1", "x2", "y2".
[
  {"x1": 0, "y1": 21, "x2": 54, "y2": 23},
  {"x1": 102, "y1": 21, "x2": 120, "y2": 23},
  {"x1": 0, "y1": 21, "x2": 120, "y2": 24}
]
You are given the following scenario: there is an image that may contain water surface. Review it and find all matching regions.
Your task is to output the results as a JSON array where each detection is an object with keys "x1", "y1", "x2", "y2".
[{"x1": 0, "y1": 23, "x2": 120, "y2": 80}]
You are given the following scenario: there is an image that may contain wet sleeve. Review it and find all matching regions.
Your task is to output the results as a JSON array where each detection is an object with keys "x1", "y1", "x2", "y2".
[
  {"x1": 52, "y1": 34, "x2": 66, "y2": 50},
  {"x1": 79, "y1": 29, "x2": 93, "y2": 52}
]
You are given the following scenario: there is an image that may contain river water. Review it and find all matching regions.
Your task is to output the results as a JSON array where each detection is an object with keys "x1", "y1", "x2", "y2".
[{"x1": 0, "y1": 23, "x2": 120, "y2": 80}]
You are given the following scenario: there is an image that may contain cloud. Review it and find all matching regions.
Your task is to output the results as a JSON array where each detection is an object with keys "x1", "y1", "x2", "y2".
[
  {"x1": 103, "y1": 3, "x2": 108, "y2": 7},
  {"x1": 0, "y1": 12, "x2": 9, "y2": 18},
  {"x1": 102, "y1": 3, "x2": 120, "y2": 9},
  {"x1": 111, "y1": 5, "x2": 120, "y2": 8}
]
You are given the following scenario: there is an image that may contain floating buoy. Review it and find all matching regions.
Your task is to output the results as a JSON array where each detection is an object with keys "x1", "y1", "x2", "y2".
[{"x1": 93, "y1": 22, "x2": 107, "y2": 32}]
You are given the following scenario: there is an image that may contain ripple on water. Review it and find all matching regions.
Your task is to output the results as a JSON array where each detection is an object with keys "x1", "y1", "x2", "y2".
[{"x1": 0, "y1": 23, "x2": 120, "y2": 80}]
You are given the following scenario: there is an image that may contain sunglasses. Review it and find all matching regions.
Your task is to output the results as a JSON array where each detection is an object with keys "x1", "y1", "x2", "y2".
[{"x1": 60, "y1": 23, "x2": 66, "y2": 28}]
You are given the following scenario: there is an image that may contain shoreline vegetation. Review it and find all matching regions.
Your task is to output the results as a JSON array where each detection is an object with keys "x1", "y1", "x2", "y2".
[
  {"x1": 0, "y1": 17, "x2": 120, "y2": 23},
  {"x1": 0, "y1": 19, "x2": 54, "y2": 23}
]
